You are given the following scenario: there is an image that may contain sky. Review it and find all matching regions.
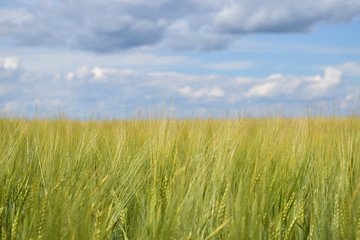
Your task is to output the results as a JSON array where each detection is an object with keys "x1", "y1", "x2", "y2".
[{"x1": 0, "y1": 0, "x2": 360, "y2": 118}]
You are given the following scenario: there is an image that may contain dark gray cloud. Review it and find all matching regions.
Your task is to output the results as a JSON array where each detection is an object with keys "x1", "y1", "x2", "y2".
[
  {"x1": 1, "y1": 0, "x2": 360, "y2": 52},
  {"x1": 214, "y1": 0, "x2": 360, "y2": 33}
]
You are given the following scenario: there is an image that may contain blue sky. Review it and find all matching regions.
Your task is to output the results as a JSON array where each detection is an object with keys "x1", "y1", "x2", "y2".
[{"x1": 0, "y1": 0, "x2": 359, "y2": 118}]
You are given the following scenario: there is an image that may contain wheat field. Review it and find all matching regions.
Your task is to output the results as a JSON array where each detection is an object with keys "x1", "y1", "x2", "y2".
[{"x1": 0, "y1": 117, "x2": 359, "y2": 239}]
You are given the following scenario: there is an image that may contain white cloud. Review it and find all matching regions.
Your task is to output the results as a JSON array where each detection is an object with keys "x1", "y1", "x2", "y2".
[
  {"x1": 335, "y1": 62, "x2": 360, "y2": 76},
  {"x1": 0, "y1": 9, "x2": 33, "y2": 26},
  {"x1": 245, "y1": 82, "x2": 278, "y2": 97},
  {"x1": 345, "y1": 95, "x2": 354, "y2": 101},
  {"x1": 306, "y1": 67, "x2": 342, "y2": 94},
  {"x1": 268, "y1": 74, "x2": 283, "y2": 80},
  {"x1": 207, "y1": 87, "x2": 225, "y2": 97},
  {"x1": 75, "y1": 66, "x2": 90, "y2": 78},
  {"x1": 65, "y1": 72, "x2": 75, "y2": 81},
  {"x1": 235, "y1": 77, "x2": 254, "y2": 85},
  {"x1": 91, "y1": 67, "x2": 117, "y2": 80},
  {"x1": 245, "y1": 68, "x2": 343, "y2": 98},
  {"x1": 0, "y1": 50, "x2": 193, "y2": 73},
  {"x1": 0, "y1": 57, "x2": 19, "y2": 70},
  {"x1": 179, "y1": 86, "x2": 225, "y2": 98},
  {"x1": 178, "y1": 86, "x2": 193, "y2": 96},
  {"x1": 91, "y1": 67, "x2": 105, "y2": 79},
  {"x1": 65, "y1": 66, "x2": 91, "y2": 83},
  {"x1": 340, "y1": 94, "x2": 357, "y2": 109},
  {"x1": 0, "y1": 57, "x2": 354, "y2": 117}
]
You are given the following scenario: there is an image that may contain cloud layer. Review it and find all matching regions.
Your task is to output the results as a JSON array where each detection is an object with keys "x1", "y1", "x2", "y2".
[
  {"x1": 1, "y1": 56, "x2": 357, "y2": 117},
  {"x1": 1, "y1": 0, "x2": 360, "y2": 52}
]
